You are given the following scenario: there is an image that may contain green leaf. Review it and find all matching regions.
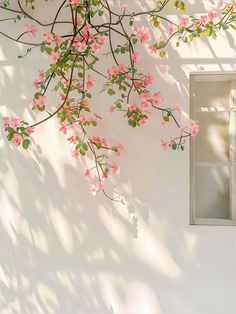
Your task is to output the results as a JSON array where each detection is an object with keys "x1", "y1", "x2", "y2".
[
  {"x1": 22, "y1": 139, "x2": 30, "y2": 149},
  {"x1": 82, "y1": 143, "x2": 88, "y2": 151},
  {"x1": 108, "y1": 88, "x2": 115, "y2": 96}
]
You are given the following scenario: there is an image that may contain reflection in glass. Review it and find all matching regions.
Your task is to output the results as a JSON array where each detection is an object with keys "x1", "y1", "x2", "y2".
[
  {"x1": 195, "y1": 112, "x2": 229, "y2": 163},
  {"x1": 195, "y1": 166, "x2": 230, "y2": 219}
]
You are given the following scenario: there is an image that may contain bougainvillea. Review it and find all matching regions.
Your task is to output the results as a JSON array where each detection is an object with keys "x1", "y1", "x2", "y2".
[{"x1": 0, "y1": 0, "x2": 235, "y2": 201}]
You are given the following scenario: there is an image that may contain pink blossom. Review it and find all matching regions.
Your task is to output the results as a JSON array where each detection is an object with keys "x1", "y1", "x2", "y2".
[
  {"x1": 38, "y1": 69, "x2": 45, "y2": 82},
  {"x1": 149, "y1": 44, "x2": 157, "y2": 54},
  {"x1": 10, "y1": 118, "x2": 20, "y2": 130},
  {"x1": 86, "y1": 74, "x2": 95, "y2": 89},
  {"x1": 90, "y1": 136, "x2": 109, "y2": 148},
  {"x1": 189, "y1": 120, "x2": 199, "y2": 136},
  {"x1": 200, "y1": 15, "x2": 208, "y2": 26},
  {"x1": 168, "y1": 23, "x2": 175, "y2": 36},
  {"x1": 143, "y1": 73, "x2": 153, "y2": 87},
  {"x1": 98, "y1": 35, "x2": 107, "y2": 45},
  {"x1": 33, "y1": 80, "x2": 39, "y2": 89},
  {"x1": 23, "y1": 24, "x2": 37, "y2": 38},
  {"x1": 152, "y1": 91, "x2": 163, "y2": 106},
  {"x1": 232, "y1": 0, "x2": 236, "y2": 7},
  {"x1": 72, "y1": 150, "x2": 80, "y2": 159},
  {"x1": 84, "y1": 169, "x2": 92, "y2": 178},
  {"x1": 70, "y1": 0, "x2": 81, "y2": 8},
  {"x1": 73, "y1": 40, "x2": 87, "y2": 52},
  {"x1": 67, "y1": 135, "x2": 76, "y2": 144},
  {"x1": 2, "y1": 116, "x2": 11, "y2": 128},
  {"x1": 37, "y1": 95, "x2": 46, "y2": 108},
  {"x1": 217, "y1": 0, "x2": 224, "y2": 7},
  {"x1": 180, "y1": 17, "x2": 189, "y2": 27},
  {"x1": 76, "y1": 18, "x2": 83, "y2": 26},
  {"x1": 107, "y1": 64, "x2": 126, "y2": 79},
  {"x1": 174, "y1": 105, "x2": 182, "y2": 114},
  {"x1": 111, "y1": 163, "x2": 120, "y2": 174},
  {"x1": 91, "y1": 41, "x2": 101, "y2": 53},
  {"x1": 97, "y1": 181, "x2": 105, "y2": 190},
  {"x1": 49, "y1": 51, "x2": 60, "y2": 63},
  {"x1": 25, "y1": 126, "x2": 34, "y2": 135},
  {"x1": 134, "y1": 26, "x2": 150, "y2": 42},
  {"x1": 131, "y1": 52, "x2": 140, "y2": 63},
  {"x1": 160, "y1": 139, "x2": 167, "y2": 150},
  {"x1": 116, "y1": 143, "x2": 124, "y2": 157},
  {"x1": 44, "y1": 32, "x2": 53, "y2": 43},
  {"x1": 59, "y1": 123, "x2": 67, "y2": 134},
  {"x1": 109, "y1": 105, "x2": 115, "y2": 113},
  {"x1": 11, "y1": 133, "x2": 23, "y2": 146},
  {"x1": 54, "y1": 34, "x2": 62, "y2": 45},
  {"x1": 138, "y1": 118, "x2": 148, "y2": 126},
  {"x1": 208, "y1": 10, "x2": 217, "y2": 22},
  {"x1": 128, "y1": 103, "x2": 138, "y2": 112}
]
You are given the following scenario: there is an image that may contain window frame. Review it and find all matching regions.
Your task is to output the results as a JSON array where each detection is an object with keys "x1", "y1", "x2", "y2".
[{"x1": 190, "y1": 71, "x2": 236, "y2": 226}]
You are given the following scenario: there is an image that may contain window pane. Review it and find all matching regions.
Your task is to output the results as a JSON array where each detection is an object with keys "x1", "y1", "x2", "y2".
[
  {"x1": 193, "y1": 81, "x2": 230, "y2": 111},
  {"x1": 195, "y1": 112, "x2": 230, "y2": 163},
  {"x1": 195, "y1": 166, "x2": 230, "y2": 219}
]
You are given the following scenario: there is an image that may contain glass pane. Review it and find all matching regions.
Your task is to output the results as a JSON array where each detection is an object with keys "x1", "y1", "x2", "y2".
[
  {"x1": 195, "y1": 166, "x2": 230, "y2": 219},
  {"x1": 193, "y1": 81, "x2": 230, "y2": 111},
  {"x1": 195, "y1": 112, "x2": 230, "y2": 163}
]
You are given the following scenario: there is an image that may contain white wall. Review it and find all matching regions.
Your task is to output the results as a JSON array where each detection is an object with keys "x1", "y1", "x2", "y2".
[{"x1": 1, "y1": 1, "x2": 236, "y2": 313}]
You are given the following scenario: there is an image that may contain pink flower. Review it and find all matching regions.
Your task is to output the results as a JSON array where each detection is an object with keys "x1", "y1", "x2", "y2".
[
  {"x1": 174, "y1": 105, "x2": 182, "y2": 114},
  {"x1": 180, "y1": 17, "x2": 189, "y2": 27},
  {"x1": 72, "y1": 150, "x2": 80, "y2": 159},
  {"x1": 25, "y1": 126, "x2": 34, "y2": 135},
  {"x1": 73, "y1": 41, "x2": 87, "y2": 52},
  {"x1": 44, "y1": 32, "x2": 53, "y2": 43},
  {"x1": 200, "y1": 15, "x2": 208, "y2": 26},
  {"x1": 10, "y1": 118, "x2": 20, "y2": 131},
  {"x1": 76, "y1": 18, "x2": 83, "y2": 26},
  {"x1": 160, "y1": 139, "x2": 167, "y2": 150},
  {"x1": 2, "y1": 116, "x2": 11, "y2": 128},
  {"x1": 70, "y1": 0, "x2": 80, "y2": 8},
  {"x1": 208, "y1": 10, "x2": 217, "y2": 22},
  {"x1": 152, "y1": 91, "x2": 163, "y2": 106},
  {"x1": 131, "y1": 52, "x2": 140, "y2": 63},
  {"x1": 33, "y1": 80, "x2": 39, "y2": 89},
  {"x1": 116, "y1": 143, "x2": 124, "y2": 157},
  {"x1": 11, "y1": 133, "x2": 23, "y2": 146},
  {"x1": 91, "y1": 41, "x2": 101, "y2": 53},
  {"x1": 59, "y1": 122, "x2": 67, "y2": 134},
  {"x1": 128, "y1": 103, "x2": 138, "y2": 112},
  {"x1": 49, "y1": 51, "x2": 60, "y2": 63},
  {"x1": 143, "y1": 73, "x2": 153, "y2": 87},
  {"x1": 109, "y1": 105, "x2": 115, "y2": 113},
  {"x1": 189, "y1": 120, "x2": 199, "y2": 136},
  {"x1": 138, "y1": 118, "x2": 148, "y2": 126},
  {"x1": 37, "y1": 95, "x2": 46, "y2": 108},
  {"x1": 98, "y1": 35, "x2": 107, "y2": 45},
  {"x1": 84, "y1": 169, "x2": 92, "y2": 178},
  {"x1": 134, "y1": 26, "x2": 150, "y2": 42},
  {"x1": 111, "y1": 163, "x2": 120, "y2": 174},
  {"x1": 168, "y1": 23, "x2": 175, "y2": 36},
  {"x1": 97, "y1": 181, "x2": 105, "y2": 190},
  {"x1": 232, "y1": 0, "x2": 236, "y2": 7},
  {"x1": 86, "y1": 74, "x2": 95, "y2": 89},
  {"x1": 217, "y1": 0, "x2": 224, "y2": 7},
  {"x1": 149, "y1": 44, "x2": 157, "y2": 54},
  {"x1": 54, "y1": 34, "x2": 62, "y2": 45},
  {"x1": 67, "y1": 135, "x2": 76, "y2": 144},
  {"x1": 38, "y1": 69, "x2": 45, "y2": 82},
  {"x1": 23, "y1": 24, "x2": 37, "y2": 38}
]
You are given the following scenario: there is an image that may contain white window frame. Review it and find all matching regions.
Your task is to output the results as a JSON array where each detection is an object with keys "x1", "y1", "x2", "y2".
[{"x1": 190, "y1": 71, "x2": 236, "y2": 226}]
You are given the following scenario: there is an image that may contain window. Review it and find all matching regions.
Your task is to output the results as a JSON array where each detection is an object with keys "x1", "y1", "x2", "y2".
[{"x1": 190, "y1": 73, "x2": 236, "y2": 225}]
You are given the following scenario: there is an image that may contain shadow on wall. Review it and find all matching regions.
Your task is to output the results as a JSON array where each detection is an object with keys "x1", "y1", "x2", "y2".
[{"x1": 0, "y1": 1, "x2": 236, "y2": 314}]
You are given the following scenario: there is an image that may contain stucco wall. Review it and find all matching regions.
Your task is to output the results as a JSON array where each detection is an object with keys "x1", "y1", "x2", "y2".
[{"x1": 0, "y1": 1, "x2": 236, "y2": 313}]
